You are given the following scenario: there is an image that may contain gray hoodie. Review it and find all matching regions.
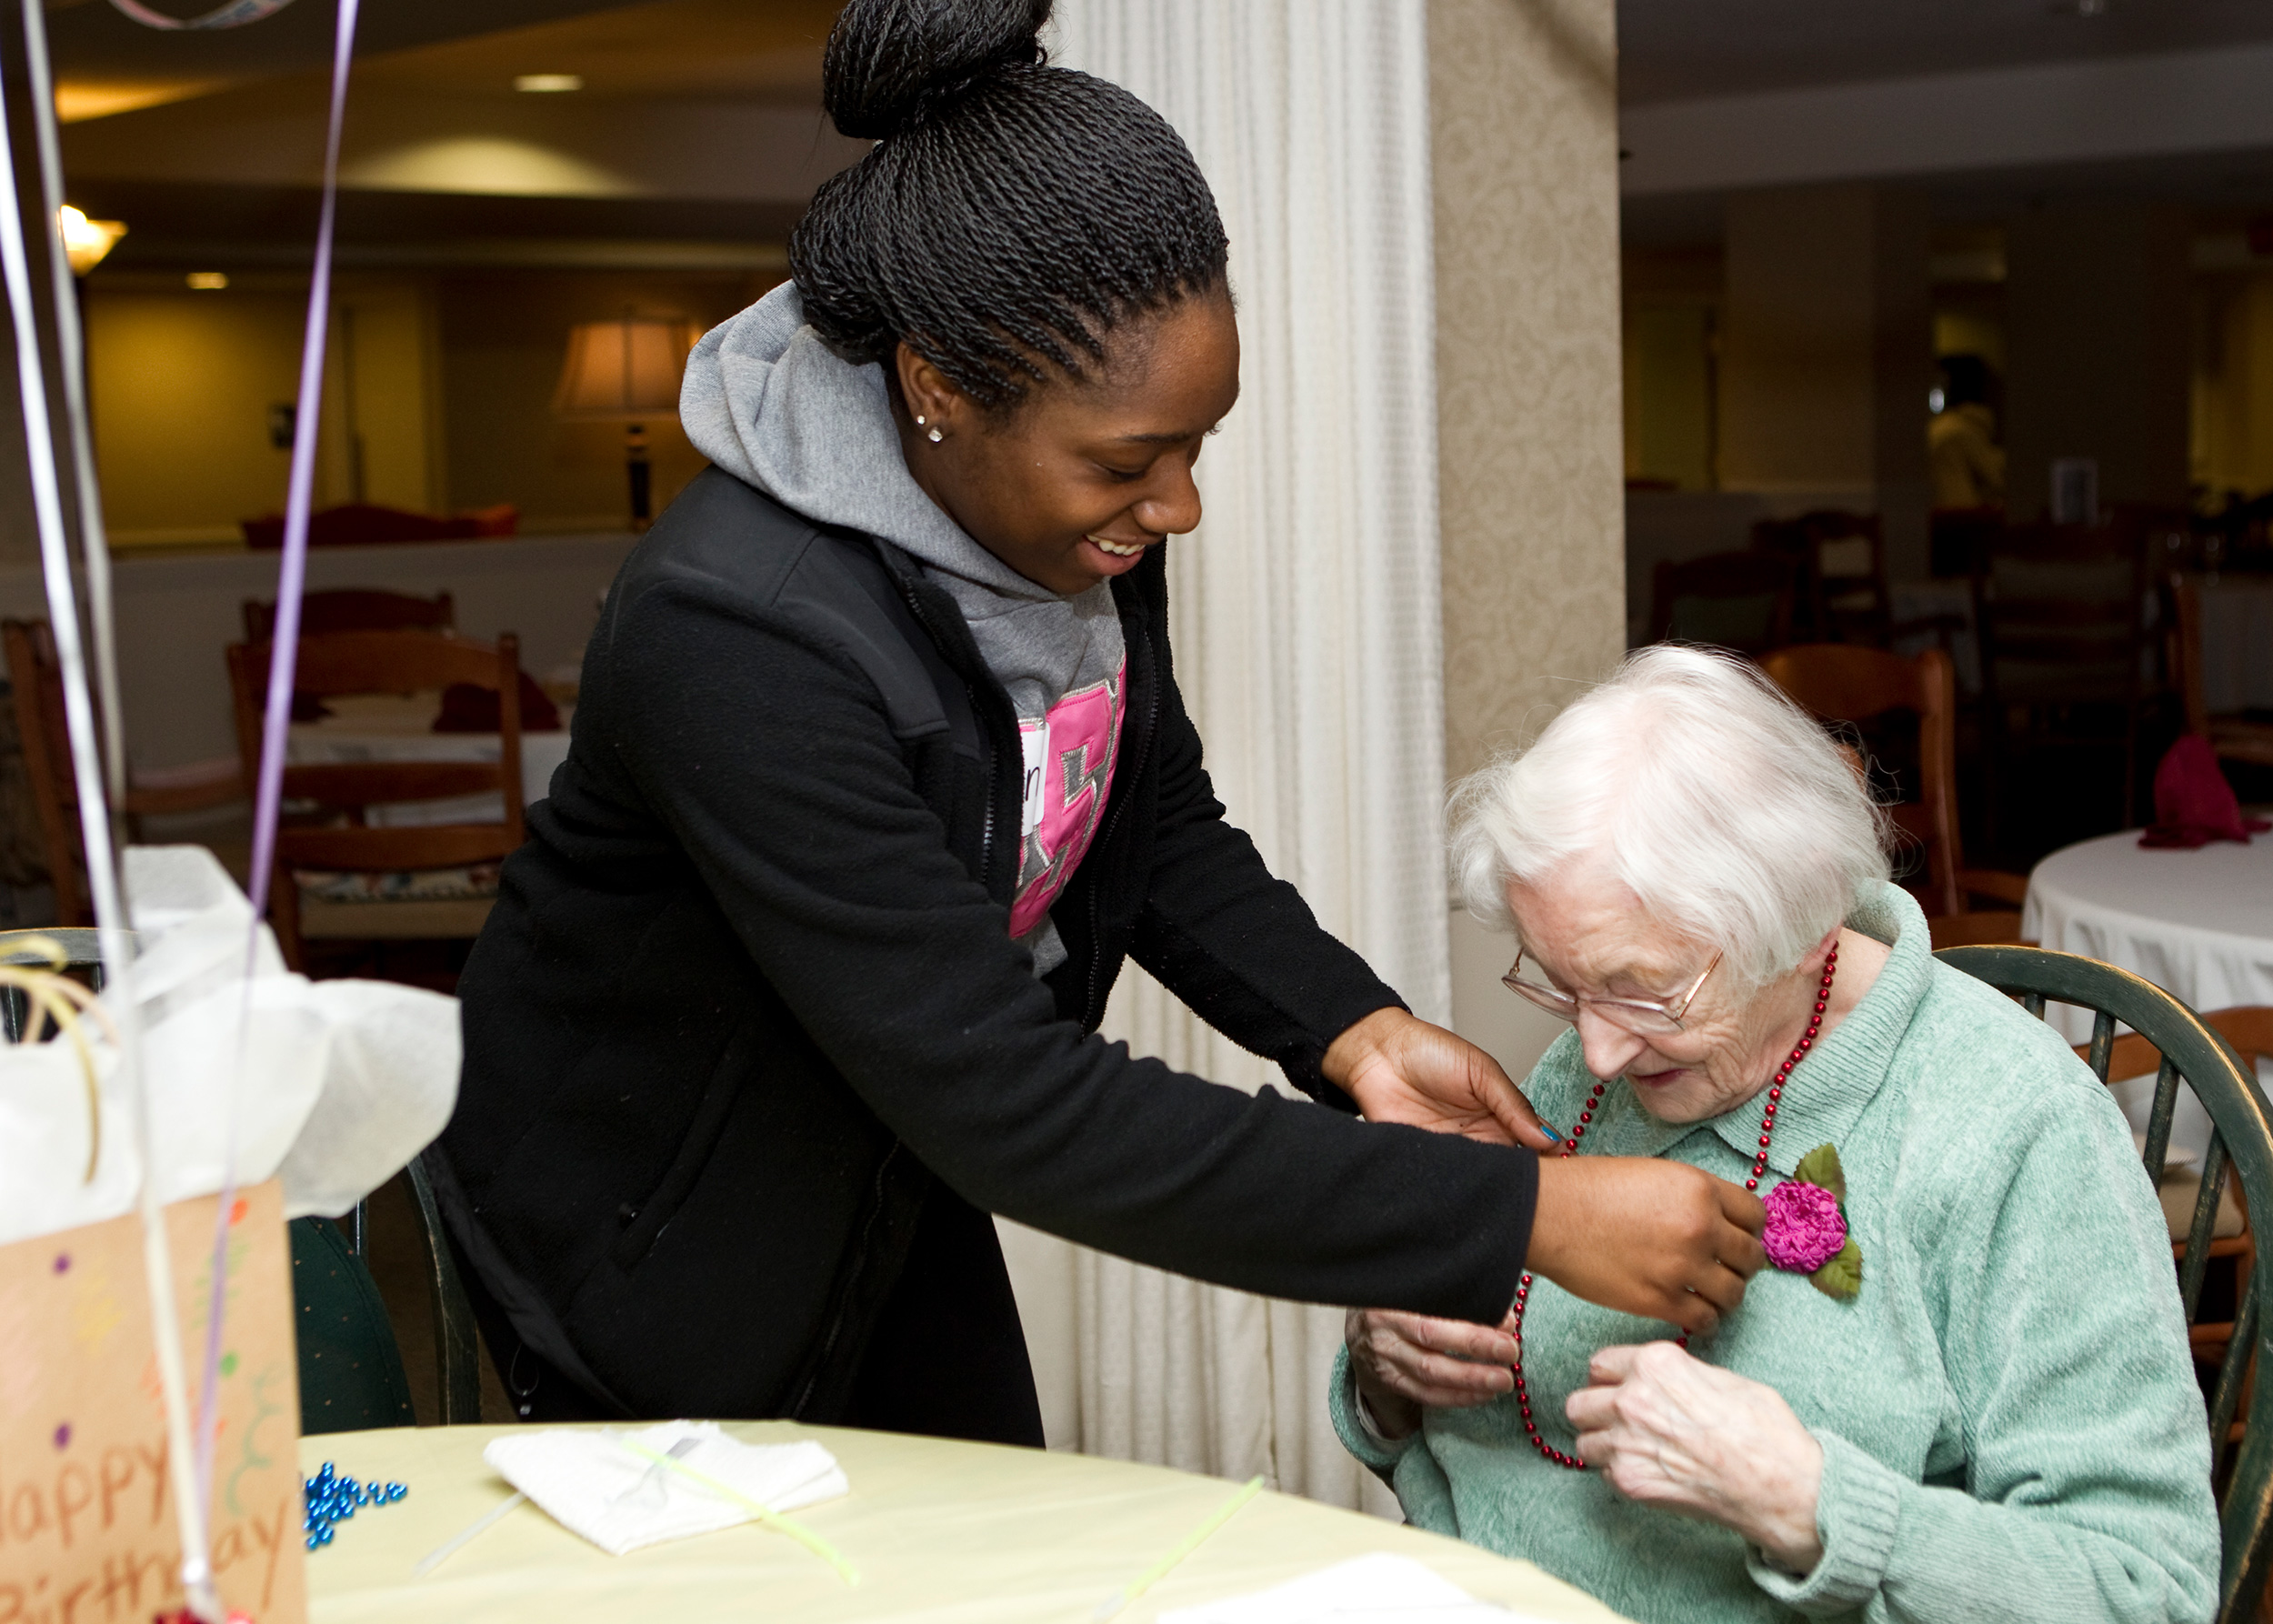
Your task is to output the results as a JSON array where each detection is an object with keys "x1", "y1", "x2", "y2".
[{"x1": 680, "y1": 282, "x2": 1126, "y2": 974}]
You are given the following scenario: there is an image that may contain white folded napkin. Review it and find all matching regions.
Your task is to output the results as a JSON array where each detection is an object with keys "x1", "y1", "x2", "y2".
[
  {"x1": 1158, "y1": 1552, "x2": 1553, "y2": 1623},
  {"x1": 483, "y1": 1421, "x2": 847, "y2": 1557}
]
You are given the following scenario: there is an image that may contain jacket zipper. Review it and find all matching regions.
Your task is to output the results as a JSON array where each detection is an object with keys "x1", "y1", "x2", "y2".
[
  {"x1": 788, "y1": 1141, "x2": 901, "y2": 1418},
  {"x1": 1084, "y1": 611, "x2": 1161, "y2": 1030},
  {"x1": 885, "y1": 564, "x2": 1016, "y2": 900}
]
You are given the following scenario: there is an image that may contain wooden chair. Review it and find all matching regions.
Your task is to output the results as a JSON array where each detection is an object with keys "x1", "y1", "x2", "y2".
[
  {"x1": 295, "y1": 1150, "x2": 484, "y2": 1430},
  {"x1": 3, "y1": 619, "x2": 242, "y2": 926},
  {"x1": 1753, "y1": 510, "x2": 1900, "y2": 646},
  {"x1": 1760, "y1": 644, "x2": 2030, "y2": 948},
  {"x1": 2088, "y1": 1009, "x2": 2273, "y2": 1427},
  {"x1": 1937, "y1": 947, "x2": 2273, "y2": 1623},
  {"x1": 1974, "y1": 520, "x2": 2158, "y2": 835},
  {"x1": 225, "y1": 629, "x2": 525, "y2": 973},
  {"x1": 2169, "y1": 573, "x2": 2273, "y2": 771},
  {"x1": 1648, "y1": 551, "x2": 1799, "y2": 654},
  {"x1": 242, "y1": 588, "x2": 456, "y2": 644}
]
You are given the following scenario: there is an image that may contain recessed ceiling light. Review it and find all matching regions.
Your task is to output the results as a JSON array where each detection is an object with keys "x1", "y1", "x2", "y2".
[
  {"x1": 186, "y1": 271, "x2": 228, "y2": 290},
  {"x1": 515, "y1": 73, "x2": 583, "y2": 94}
]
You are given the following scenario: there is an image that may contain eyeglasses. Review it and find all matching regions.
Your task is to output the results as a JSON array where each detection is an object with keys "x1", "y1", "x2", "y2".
[{"x1": 1500, "y1": 949, "x2": 1722, "y2": 1037}]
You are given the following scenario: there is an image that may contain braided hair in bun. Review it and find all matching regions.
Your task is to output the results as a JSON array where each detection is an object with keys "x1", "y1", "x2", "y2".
[{"x1": 791, "y1": 0, "x2": 1229, "y2": 412}]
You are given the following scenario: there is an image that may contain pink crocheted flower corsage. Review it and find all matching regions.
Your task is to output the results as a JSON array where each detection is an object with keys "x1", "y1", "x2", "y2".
[{"x1": 1764, "y1": 1144, "x2": 1863, "y2": 1298}]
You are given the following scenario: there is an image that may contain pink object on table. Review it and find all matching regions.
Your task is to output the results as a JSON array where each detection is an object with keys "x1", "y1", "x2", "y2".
[{"x1": 2139, "y1": 736, "x2": 2269, "y2": 849}]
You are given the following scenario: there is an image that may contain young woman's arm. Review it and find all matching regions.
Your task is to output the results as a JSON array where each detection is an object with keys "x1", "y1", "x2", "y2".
[{"x1": 602, "y1": 571, "x2": 1539, "y2": 1322}]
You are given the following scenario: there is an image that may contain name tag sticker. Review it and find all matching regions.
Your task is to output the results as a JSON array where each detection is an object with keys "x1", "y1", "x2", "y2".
[{"x1": 1020, "y1": 722, "x2": 1047, "y2": 838}]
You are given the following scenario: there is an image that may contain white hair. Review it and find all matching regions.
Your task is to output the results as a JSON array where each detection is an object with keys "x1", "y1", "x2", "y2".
[{"x1": 1447, "y1": 646, "x2": 1891, "y2": 989}]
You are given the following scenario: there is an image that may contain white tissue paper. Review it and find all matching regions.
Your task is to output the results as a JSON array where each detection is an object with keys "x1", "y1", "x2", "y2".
[
  {"x1": 1157, "y1": 1552, "x2": 1553, "y2": 1623},
  {"x1": 484, "y1": 1421, "x2": 850, "y2": 1557},
  {"x1": 0, "y1": 844, "x2": 461, "y2": 1247}
]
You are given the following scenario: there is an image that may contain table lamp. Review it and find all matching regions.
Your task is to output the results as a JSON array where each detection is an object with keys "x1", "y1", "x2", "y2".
[
  {"x1": 58, "y1": 206, "x2": 125, "y2": 276},
  {"x1": 553, "y1": 314, "x2": 704, "y2": 530}
]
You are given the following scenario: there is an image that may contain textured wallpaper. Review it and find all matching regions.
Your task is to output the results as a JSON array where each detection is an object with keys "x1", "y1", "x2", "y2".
[{"x1": 1430, "y1": 0, "x2": 1627, "y2": 785}]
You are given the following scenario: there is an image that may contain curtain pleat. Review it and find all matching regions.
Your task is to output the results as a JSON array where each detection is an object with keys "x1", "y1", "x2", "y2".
[{"x1": 1012, "y1": 0, "x2": 1442, "y2": 1518}]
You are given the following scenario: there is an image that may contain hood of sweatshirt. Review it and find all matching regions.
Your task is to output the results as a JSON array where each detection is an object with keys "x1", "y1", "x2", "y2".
[{"x1": 680, "y1": 281, "x2": 1127, "y2": 974}]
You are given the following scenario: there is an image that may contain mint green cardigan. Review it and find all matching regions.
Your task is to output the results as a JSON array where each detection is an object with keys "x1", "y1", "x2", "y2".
[{"x1": 1332, "y1": 884, "x2": 2220, "y2": 1624}]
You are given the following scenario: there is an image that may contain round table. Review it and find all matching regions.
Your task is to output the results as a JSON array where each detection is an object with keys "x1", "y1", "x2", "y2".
[
  {"x1": 299, "y1": 1423, "x2": 1630, "y2": 1623},
  {"x1": 2024, "y1": 830, "x2": 2273, "y2": 1159},
  {"x1": 2024, "y1": 830, "x2": 2273, "y2": 1028}
]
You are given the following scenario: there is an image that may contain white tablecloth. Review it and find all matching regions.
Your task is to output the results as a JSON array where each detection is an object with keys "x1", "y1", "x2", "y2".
[
  {"x1": 287, "y1": 692, "x2": 570, "y2": 825},
  {"x1": 2023, "y1": 830, "x2": 2273, "y2": 1157},
  {"x1": 2198, "y1": 577, "x2": 2273, "y2": 716}
]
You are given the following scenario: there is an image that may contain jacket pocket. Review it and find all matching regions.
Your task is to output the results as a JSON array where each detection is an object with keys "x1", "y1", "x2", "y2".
[{"x1": 608, "y1": 1023, "x2": 752, "y2": 1271}]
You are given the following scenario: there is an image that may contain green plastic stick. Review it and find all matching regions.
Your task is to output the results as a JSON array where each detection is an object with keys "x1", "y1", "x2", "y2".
[
  {"x1": 618, "y1": 1438, "x2": 859, "y2": 1586},
  {"x1": 1094, "y1": 1474, "x2": 1266, "y2": 1621}
]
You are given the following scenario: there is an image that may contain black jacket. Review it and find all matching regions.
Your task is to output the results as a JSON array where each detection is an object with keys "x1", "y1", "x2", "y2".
[{"x1": 436, "y1": 468, "x2": 1536, "y2": 1419}]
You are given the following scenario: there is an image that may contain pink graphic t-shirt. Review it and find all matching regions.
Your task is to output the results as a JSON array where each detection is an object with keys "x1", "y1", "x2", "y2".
[{"x1": 1008, "y1": 659, "x2": 1126, "y2": 939}]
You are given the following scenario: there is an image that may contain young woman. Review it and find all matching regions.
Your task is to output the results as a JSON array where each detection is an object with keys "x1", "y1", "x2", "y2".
[{"x1": 435, "y1": 0, "x2": 1765, "y2": 1444}]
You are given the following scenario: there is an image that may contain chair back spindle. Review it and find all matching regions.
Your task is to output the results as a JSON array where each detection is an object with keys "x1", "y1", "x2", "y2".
[{"x1": 1939, "y1": 947, "x2": 2273, "y2": 1622}]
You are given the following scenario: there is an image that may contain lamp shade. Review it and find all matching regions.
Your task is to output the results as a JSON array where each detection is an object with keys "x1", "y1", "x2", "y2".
[{"x1": 552, "y1": 316, "x2": 705, "y2": 421}]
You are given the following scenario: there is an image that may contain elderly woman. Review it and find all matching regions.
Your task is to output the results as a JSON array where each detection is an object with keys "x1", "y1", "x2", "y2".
[{"x1": 1335, "y1": 647, "x2": 2219, "y2": 1624}]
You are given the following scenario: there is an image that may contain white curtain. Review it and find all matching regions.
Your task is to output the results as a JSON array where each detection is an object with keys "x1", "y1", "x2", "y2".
[{"x1": 1002, "y1": 1, "x2": 1444, "y2": 1517}]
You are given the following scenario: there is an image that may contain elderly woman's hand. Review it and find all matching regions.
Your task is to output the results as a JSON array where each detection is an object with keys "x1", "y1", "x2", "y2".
[
  {"x1": 1566, "y1": 1342, "x2": 1824, "y2": 1574},
  {"x1": 1345, "y1": 1308, "x2": 1520, "y2": 1440}
]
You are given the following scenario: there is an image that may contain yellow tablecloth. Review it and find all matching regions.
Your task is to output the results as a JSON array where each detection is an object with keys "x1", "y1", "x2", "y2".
[{"x1": 300, "y1": 1423, "x2": 1634, "y2": 1623}]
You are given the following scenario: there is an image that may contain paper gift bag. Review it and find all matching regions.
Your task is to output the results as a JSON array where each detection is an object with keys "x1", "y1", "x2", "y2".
[{"x1": 0, "y1": 1180, "x2": 307, "y2": 1624}]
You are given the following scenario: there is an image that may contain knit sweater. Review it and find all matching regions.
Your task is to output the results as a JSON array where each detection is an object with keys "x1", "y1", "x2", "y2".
[{"x1": 1332, "y1": 883, "x2": 2220, "y2": 1624}]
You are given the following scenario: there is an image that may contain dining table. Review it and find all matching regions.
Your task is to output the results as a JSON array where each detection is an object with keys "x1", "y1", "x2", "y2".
[
  {"x1": 2023, "y1": 828, "x2": 2273, "y2": 1164},
  {"x1": 285, "y1": 690, "x2": 572, "y2": 825},
  {"x1": 298, "y1": 1422, "x2": 1631, "y2": 1623}
]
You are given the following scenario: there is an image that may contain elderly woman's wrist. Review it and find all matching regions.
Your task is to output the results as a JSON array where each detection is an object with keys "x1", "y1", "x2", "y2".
[
  {"x1": 1353, "y1": 1371, "x2": 1422, "y2": 1442},
  {"x1": 1738, "y1": 1436, "x2": 1827, "y2": 1574}
]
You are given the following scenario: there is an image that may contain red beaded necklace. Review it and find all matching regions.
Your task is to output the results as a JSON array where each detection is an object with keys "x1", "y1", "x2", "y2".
[{"x1": 1508, "y1": 943, "x2": 1839, "y2": 1471}]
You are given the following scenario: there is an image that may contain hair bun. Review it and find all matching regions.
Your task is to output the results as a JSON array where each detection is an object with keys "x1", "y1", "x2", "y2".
[{"x1": 824, "y1": 0, "x2": 1053, "y2": 141}]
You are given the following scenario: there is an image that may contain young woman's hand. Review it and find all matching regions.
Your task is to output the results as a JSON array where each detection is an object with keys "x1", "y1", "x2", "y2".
[
  {"x1": 1322, "y1": 1008, "x2": 1555, "y2": 1149},
  {"x1": 1345, "y1": 1307, "x2": 1520, "y2": 1440},
  {"x1": 1527, "y1": 1157, "x2": 1765, "y2": 1335},
  {"x1": 1566, "y1": 1341, "x2": 1824, "y2": 1574}
]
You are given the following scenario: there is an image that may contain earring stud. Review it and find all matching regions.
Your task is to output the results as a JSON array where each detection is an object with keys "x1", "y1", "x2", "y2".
[
  {"x1": 927, "y1": 427, "x2": 944, "y2": 443},
  {"x1": 914, "y1": 415, "x2": 926, "y2": 426}
]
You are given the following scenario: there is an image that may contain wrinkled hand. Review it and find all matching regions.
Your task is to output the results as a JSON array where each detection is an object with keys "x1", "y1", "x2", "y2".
[
  {"x1": 1323, "y1": 1008, "x2": 1554, "y2": 1149},
  {"x1": 1345, "y1": 1307, "x2": 1521, "y2": 1440},
  {"x1": 1567, "y1": 1341, "x2": 1823, "y2": 1573},
  {"x1": 1527, "y1": 1158, "x2": 1766, "y2": 1337}
]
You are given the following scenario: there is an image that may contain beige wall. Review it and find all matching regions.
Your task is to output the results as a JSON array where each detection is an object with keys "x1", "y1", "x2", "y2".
[
  {"x1": 1717, "y1": 184, "x2": 1932, "y2": 577},
  {"x1": 89, "y1": 279, "x2": 308, "y2": 546},
  {"x1": 436, "y1": 269, "x2": 777, "y2": 532},
  {"x1": 1431, "y1": 0, "x2": 1626, "y2": 1069},
  {"x1": 1430, "y1": 0, "x2": 1626, "y2": 788},
  {"x1": 2193, "y1": 268, "x2": 2273, "y2": 500},
  {"x1": 88, "y1": 271, "x2": 446, "y2": 548},
  {"x1": 2005, "y1": 201, "x2": 2192, "y2": 518},
  {"x1": 81, "y1": 266, "x2": 782, "y2": 548}
]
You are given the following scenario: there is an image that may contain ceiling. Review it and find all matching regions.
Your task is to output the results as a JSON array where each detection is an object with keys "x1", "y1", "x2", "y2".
[
  {"x1": 46, "y1": 0, "x2": 837, "y2": 119},
  {"x1": 1617, "y1": 0, "x2": 2273, "y2": 105},
  {"x1": 49, "y1": 0, "x2": 2273, "y2": 268}
]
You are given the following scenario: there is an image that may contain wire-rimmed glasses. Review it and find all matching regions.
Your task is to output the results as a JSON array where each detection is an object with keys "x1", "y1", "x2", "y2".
[{"x1": 1500, "y1": 949, "x2": 1721, "y2": 1037}]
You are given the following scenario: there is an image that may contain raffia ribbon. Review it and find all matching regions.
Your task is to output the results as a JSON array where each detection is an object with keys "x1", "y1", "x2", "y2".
[{"x1": 0, "y1": 935, "x2": 117, "y2": 1183}]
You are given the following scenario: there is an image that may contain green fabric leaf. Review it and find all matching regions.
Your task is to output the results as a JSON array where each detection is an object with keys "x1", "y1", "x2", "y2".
[
  {"x1": 1811, "y1": 1237, "x2": 1863, "y2": 1299},
  {"x1": 1792, "y1": 1142, "x2": 1847, "y2": 1202}
]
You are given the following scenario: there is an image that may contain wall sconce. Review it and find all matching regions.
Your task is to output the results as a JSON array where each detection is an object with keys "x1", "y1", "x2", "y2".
[
  {"x1": 553, "y1": 313, "x2": 704, "y2": 531},
  {"x1": 58, "y1": 206, "x2": 125, "y2": 276}
]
